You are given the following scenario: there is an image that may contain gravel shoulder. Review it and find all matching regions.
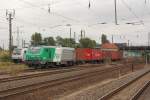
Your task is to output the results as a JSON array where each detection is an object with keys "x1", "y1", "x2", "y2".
[{"x1": 57, "y1": 66, "x2": 150, "y2": 100}]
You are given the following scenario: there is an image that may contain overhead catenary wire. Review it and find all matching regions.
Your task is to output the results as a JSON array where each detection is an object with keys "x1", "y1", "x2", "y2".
[
  {"x1": 13, "y1": 0, "x2": 98, "y2": 33},
  {"x1": 19, "y1": 0, "x2": 80, "y2": 23},
  {"x1": 121, "y1": 0, "x2": 144, "y2": 25},
  {"x1": 121, "y1": 0, "x2": 150, "y2": 46},
  {"x1": 14, "y1": 0, "x2": 108, "y2": 32}
]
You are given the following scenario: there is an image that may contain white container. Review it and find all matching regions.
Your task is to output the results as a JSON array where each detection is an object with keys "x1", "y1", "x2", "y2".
[{"x1": 53, "y1": 47, "x2": 75, "y2": 65}]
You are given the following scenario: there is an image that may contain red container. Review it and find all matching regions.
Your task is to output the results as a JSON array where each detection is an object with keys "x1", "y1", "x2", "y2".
[
  {"x1": 76, "y1": 48, "x2": 92, "y2": 61},
  {"x1": 92, "y1": 49, "x2": 103, "y2": 61},
  {"x1": 102, "y1": 51, "x2": 111, "y2": 59}
]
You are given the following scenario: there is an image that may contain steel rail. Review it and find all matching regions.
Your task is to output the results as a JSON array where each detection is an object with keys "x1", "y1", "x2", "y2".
[
  {"x1": 130, "y1": 81, "x2": 150, "y2": 100},
  {"x1": 99, "y1": 70, "x2": 150, "y2": 100},
  {"x1": 0, "y1": 67, "x2": 119, "y2": 99}
]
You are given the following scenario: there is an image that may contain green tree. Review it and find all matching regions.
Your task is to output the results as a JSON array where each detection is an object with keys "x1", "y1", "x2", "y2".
[
  {"x1": 63, "y1": 38, "x2": 76, "y2": 47},
  {"x1": 56, "y1": 36, "x2": 64, "y2": 46},
  {"x1": 101, "y1": 34, "x2": 109, "y2": 44},
  {"x1": 44, "y1": 37, "x2": 55, "y2": 46},
  {"x1": 31, "y1": 32, "x2": 42, "y2": 46},
  {"x1": 79, "y1": 38, "x2": 96, "y2": 48},
  {"x1": 56, "y1": 36, "x2": 76, "y2": 47}
]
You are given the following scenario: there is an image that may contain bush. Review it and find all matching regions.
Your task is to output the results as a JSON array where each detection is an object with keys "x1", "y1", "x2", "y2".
[{"x1": 0, "y1": 51, "x2": 10, "y2": 62}]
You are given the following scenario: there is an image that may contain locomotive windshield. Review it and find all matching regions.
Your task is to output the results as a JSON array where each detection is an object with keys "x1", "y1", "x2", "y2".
[{"x1": 13, "y1": 48, "x2": 21, "y2": 55}]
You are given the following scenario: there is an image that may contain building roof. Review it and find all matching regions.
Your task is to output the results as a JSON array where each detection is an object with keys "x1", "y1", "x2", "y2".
[{"x1": 101, "y1": 43, "x2": 119, "y2": 49}]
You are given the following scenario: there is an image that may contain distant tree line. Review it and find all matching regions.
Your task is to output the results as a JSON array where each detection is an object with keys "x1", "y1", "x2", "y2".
[{"x1": 31, "y1": 32, "x2": 109, "y2": 48}]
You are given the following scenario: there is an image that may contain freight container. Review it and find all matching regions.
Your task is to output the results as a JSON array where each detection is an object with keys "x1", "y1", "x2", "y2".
[
  {"x1": 53, "y1": 47, "x2": 75, "y2": 65},
  {"x1": 92, "y1": 49, "x2": 103, "y2": 61},
  {"x1": 102, "y1": 51, "x2": 111, "y2": 60},
  {"x1": 75, "y1": 48, "x2": 92, "y2": 63},
  {"x1": 111, "y1": 51, "x2": 122, "y2": 60}
]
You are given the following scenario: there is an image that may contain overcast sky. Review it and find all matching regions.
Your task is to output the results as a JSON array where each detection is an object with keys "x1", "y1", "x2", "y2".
[{"x1": 0, "y1": 0, "x2": 150, "y2": 48}]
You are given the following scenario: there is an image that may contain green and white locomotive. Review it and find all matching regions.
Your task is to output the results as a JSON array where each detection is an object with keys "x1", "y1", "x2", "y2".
[{"x1": 25, "y1": 46, "x2": 75, "y2": 68}]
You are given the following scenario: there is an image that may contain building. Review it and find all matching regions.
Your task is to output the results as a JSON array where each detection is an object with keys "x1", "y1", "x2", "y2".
[{"x1": 101, "y1": 43, "x2": 119, "y2": 51}]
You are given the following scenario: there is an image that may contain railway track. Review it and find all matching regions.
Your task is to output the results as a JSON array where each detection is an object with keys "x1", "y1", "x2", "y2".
[
  {"x1": 0, "y1": 64, "x2": 107, "y2": 82},
  {"x1": 0, "y1": 65, "x2": 119, "y2": 99},
  {"x1": 0, "y1": 63, "x2": 144, "y2": 100},
  {"x1": 0, "y1": 63, "x2": 106, "y2": 75},
  {"x1": 99, "y1": 67, "x2": 150, "y2": 100},
  {"x1": 131, "y1": 81, "x2": 150, "y2": 100}
]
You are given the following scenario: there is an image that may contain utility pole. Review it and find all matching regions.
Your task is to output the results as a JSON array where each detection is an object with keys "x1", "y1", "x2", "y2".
[
  {"x1": 69, "y1": 27, "x2": 72, "y2": 47},
  {"x1": 70, "y1": 27, "x2": 72, "y2": 40},
  {"x1": 16, "y1": 26, "x2": 23, "y2": 48},
  {"x1": 81, "y1": 30, "x2": 83, "y2": 39},
  {"x1": 148, "y1": 32, "x2": 150, "y2": 46},
  {"x1": 74, "y1": 32, "x2": 76, "y2": 47},
  {"x1": 114, "y1": 0, "x2": 118, "y2": 25},
  {"x1": 74, "y1": 32, "x2": 76, "y2": 41},
  {"x1": 6, "y1": 9, "x2": 15, "y2": 56},
  {"x1": 66, "y1": 24, "x2": 71, "y2": 47},
  {"x1": 22, "y1": 39, "x2": 24, "y2": 48},
  {"x1": 128, "y1": 40, "x2": 130, "y2": 47},
  {"x1": 146, "y1": 32, "x2": 150, "y2": 65},
  {"x1": 112, "y1": 35, "x2": 114, "y2": 43},
  {"x1": 84, "y1": 30, "x2": 86, "y2": 38},
  {"x1": 17, "y1": 27, "x2": 20, "y2": 47},
  {"x1": 22, "y1": 39, "x2": 26, "y2": 48}
]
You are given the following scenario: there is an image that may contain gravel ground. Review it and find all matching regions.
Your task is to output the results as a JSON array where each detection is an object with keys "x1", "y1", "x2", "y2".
[
  {"x1": 56, "y1": 65, "x2": 149, "y2": 100},
  {"x1": 4, "y1": 65, "x2": 119, "y2": 100},
  {"x1": 109, "y1": 70, "x2": 150, "y2": 100},
  {"x1": 0, "y1": 66, "x2": 111, "y2": 93},
  {"x1": 0, "y1": 63, "x2": 146, "y2": 100}
]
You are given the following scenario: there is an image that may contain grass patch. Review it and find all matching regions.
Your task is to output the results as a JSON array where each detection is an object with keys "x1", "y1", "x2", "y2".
[{"x1": 0, "y1": 62, "x2": 28, "y2": 75}]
